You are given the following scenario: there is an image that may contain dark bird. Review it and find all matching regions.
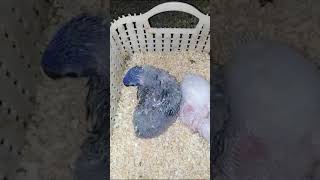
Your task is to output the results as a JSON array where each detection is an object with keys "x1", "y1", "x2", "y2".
[
  {"x1": 41, "y1": 14, "x2": 109, "y2": 180},
  {"x1": 123, "y1": 65, "x2": 182, "y2": 138},
  {"x1": 213, "y1": 40, "x2": 320, "y2": 179}
]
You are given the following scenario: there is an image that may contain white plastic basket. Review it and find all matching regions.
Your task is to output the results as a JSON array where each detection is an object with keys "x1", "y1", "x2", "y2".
[{"x1": 110, "y1": 2, "x2": 210, "y2": 129}]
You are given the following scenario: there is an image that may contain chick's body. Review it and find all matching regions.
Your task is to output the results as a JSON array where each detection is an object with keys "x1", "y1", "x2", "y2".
[
  {"x1": 41, "y1": 14, "x2": 109, "y2": 180},
  {"x1": 123, "y1": 65, "x2": 182, "y2": 138},
  {"x1": 180, "y1": 74, "x2": 210, "y2": 142}
]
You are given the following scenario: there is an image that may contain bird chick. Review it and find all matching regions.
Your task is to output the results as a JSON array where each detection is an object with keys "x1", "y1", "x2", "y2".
[
  {"x1": 123, "y1": 65, "x2": 182, "y2": 138},
  {"x1": 179, "y1": 74, "x2": 210, "y2": 142},
  {"x1": 41, "y1": 13, "x2": 109, "y2": 180}
]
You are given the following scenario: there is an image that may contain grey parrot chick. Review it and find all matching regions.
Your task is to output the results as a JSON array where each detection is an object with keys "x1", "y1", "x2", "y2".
[
  {"x1": 41, "y1": 13, "x2": 109, "y2": 180},
  {"x1": 123, "y1": 65, "x2": 182, "y2": 138}
]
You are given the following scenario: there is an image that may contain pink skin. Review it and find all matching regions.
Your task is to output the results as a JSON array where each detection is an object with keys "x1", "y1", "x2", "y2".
[
  {"x1": 180, "y1": 101, "x2": 210, "y2": 141},
  {"x1": 180, "y1": 104, "x2": 198, "y2": 132}
]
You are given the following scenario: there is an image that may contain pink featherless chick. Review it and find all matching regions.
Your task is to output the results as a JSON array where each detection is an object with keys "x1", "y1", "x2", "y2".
[{"x1": 179, "y1": 74, "x2": 210, "y2": 142}]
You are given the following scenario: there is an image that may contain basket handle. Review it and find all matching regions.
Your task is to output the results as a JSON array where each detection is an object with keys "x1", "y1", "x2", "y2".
[{"x1": 143, "y1": 2, "x2": 208, "y2": 26}]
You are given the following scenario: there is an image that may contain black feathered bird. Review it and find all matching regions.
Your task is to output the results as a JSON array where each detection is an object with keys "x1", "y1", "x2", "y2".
[
  {"x1": 41, "y1": 14, "x2": 109, "y2": 180},
  {"x1": 123, "y1": 65, "x2": 182, "y2": 138}
]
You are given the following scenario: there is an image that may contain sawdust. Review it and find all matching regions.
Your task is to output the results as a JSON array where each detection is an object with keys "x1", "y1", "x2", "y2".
[
  {"x1": 21, "y1": 78, "x2": 88, "y2": 180},
  {"x1": 110, "y1": 51, "x2": 210, "y2": 179}
]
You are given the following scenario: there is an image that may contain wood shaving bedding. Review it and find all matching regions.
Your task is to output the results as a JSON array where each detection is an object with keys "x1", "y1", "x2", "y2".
[{"x1": 111, "y1": 51, "x2": 210, "y2": 179}]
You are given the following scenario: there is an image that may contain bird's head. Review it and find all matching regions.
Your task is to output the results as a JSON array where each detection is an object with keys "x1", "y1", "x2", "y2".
[
  {"x1": 41, "y1": 49, "x2": 98, "y2": 79},
  {"x1": 41, "y1": 14, "x2": 108, "y2": 79},
  {"x1": 123, "y1": 66, "x2": 144, "y2": 86}
]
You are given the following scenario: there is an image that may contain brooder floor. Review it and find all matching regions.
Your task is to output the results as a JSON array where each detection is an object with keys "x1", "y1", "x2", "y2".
[{"x1": 20, "y1": 78, "x2": 88, "y2": 180}]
